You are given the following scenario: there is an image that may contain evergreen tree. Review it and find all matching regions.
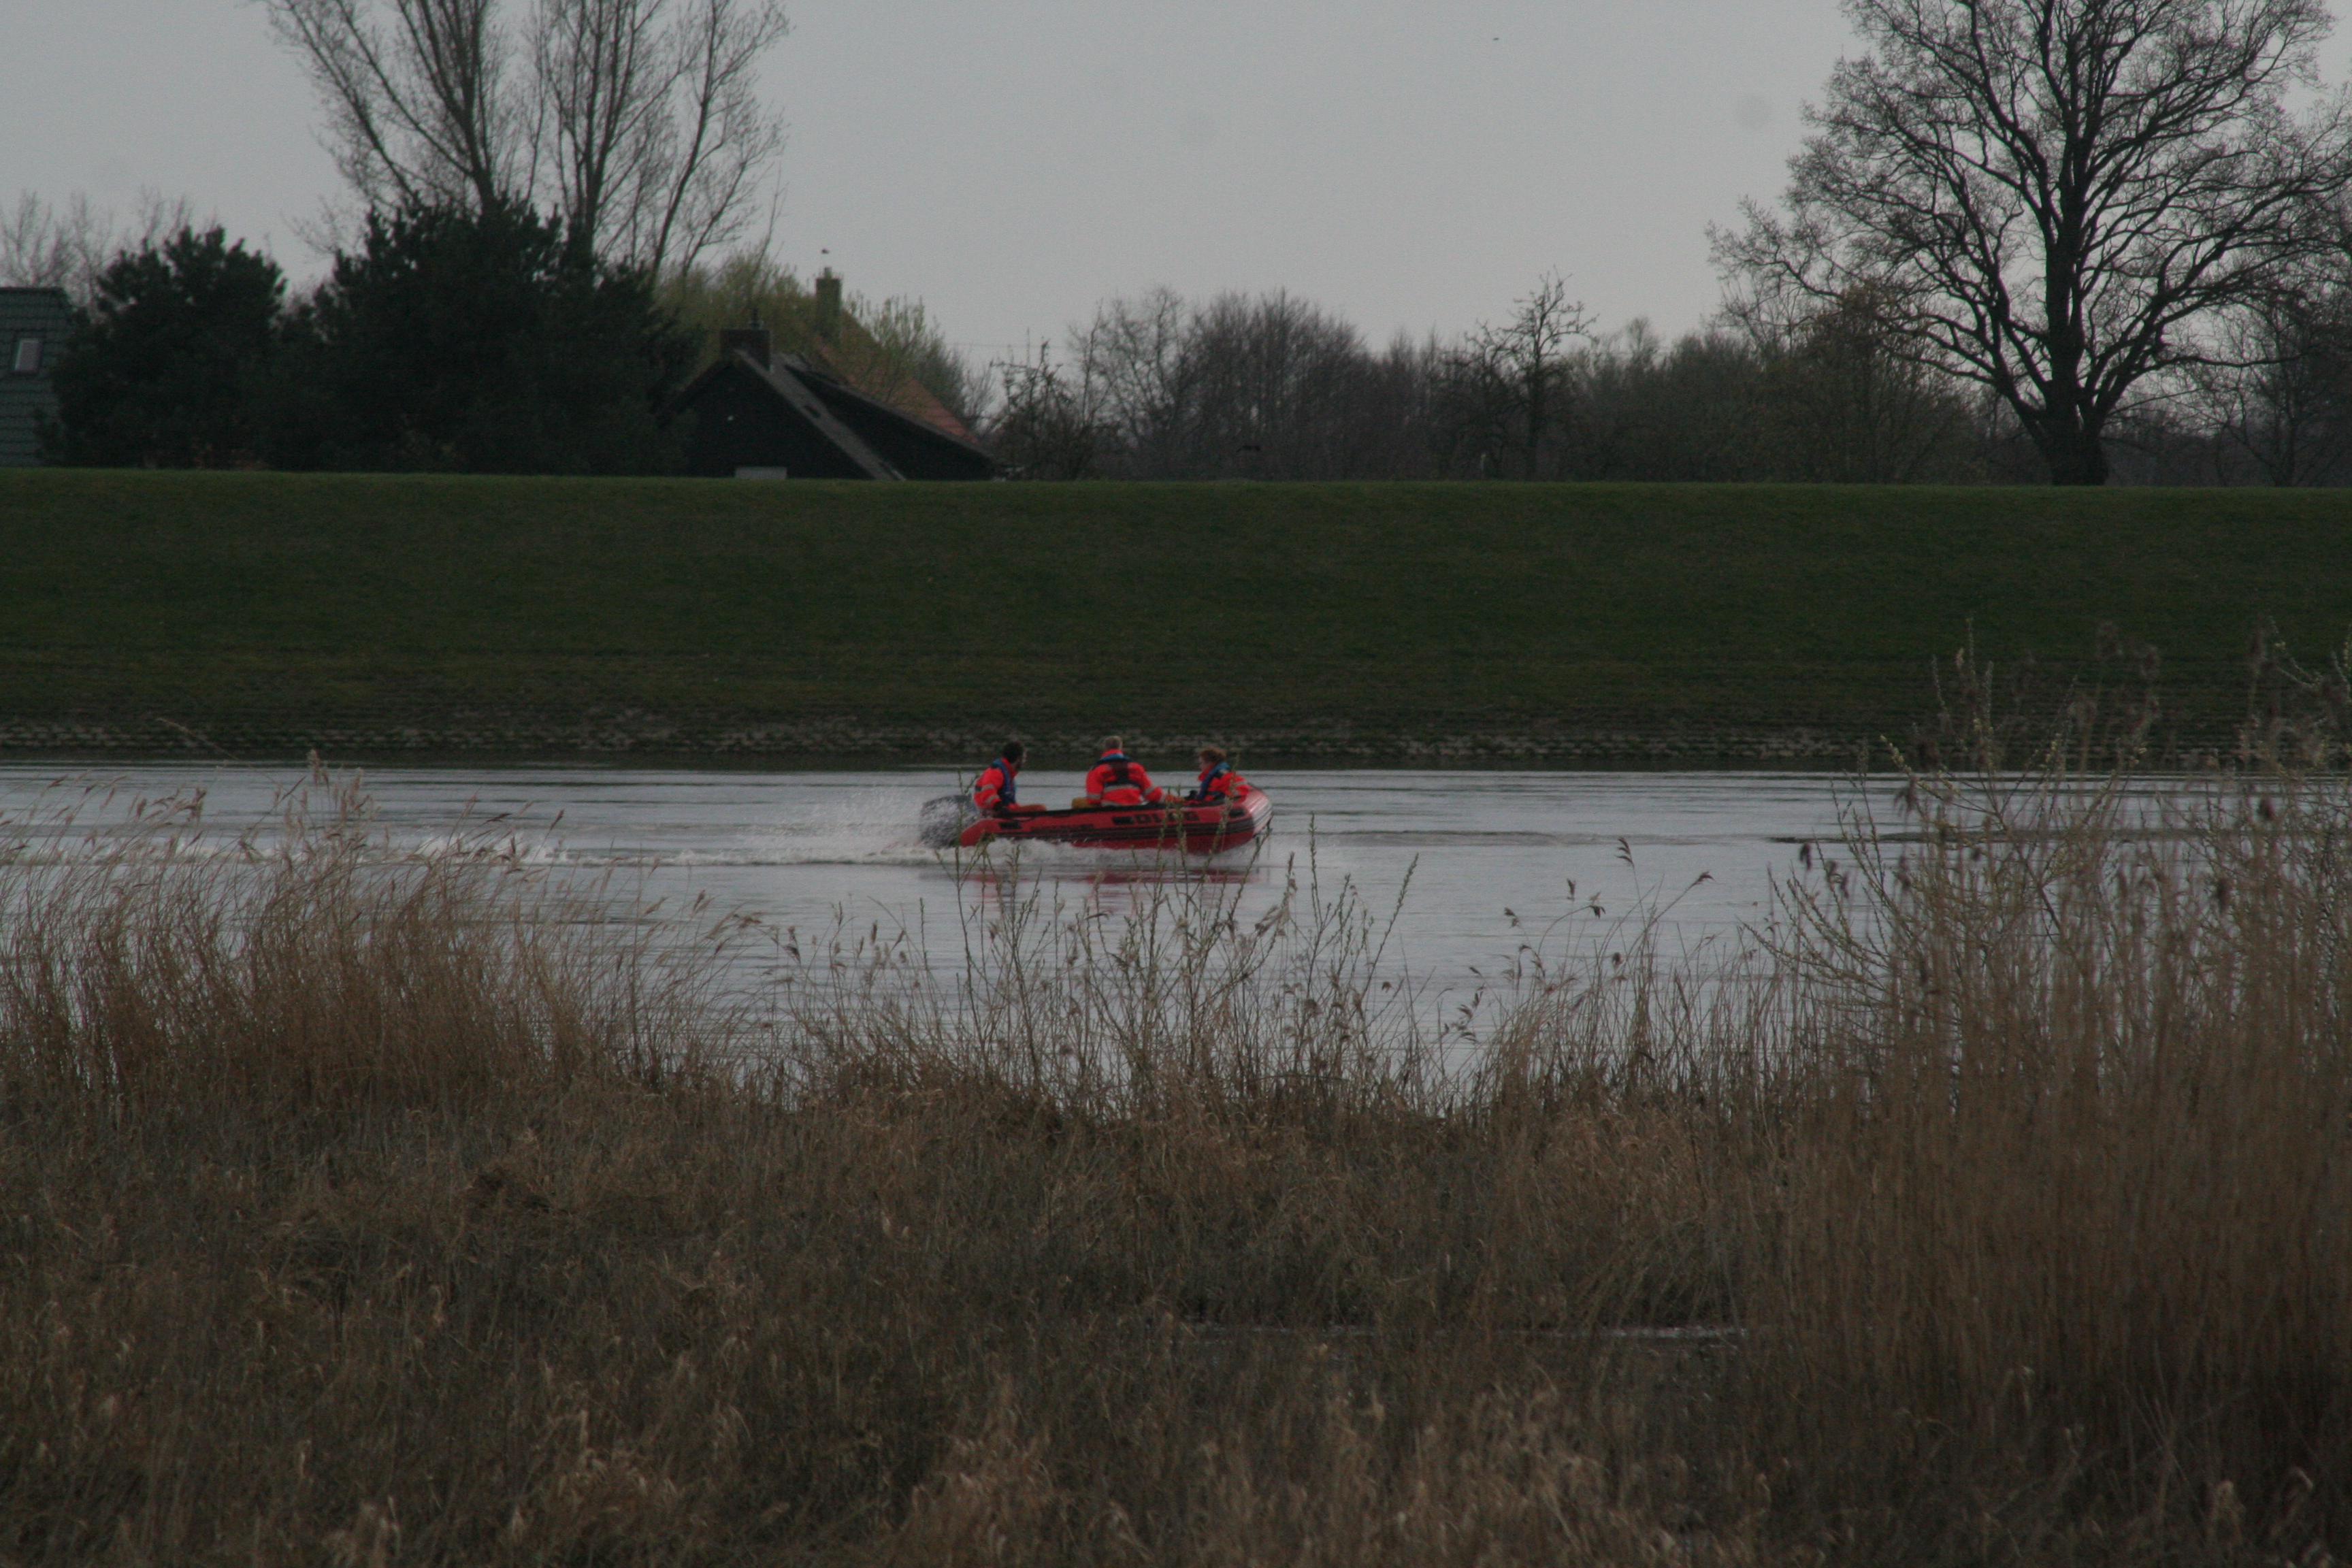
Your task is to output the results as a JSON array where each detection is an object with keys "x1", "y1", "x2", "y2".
[
  {"x1": 278, "y1": 199, "x2": 693, "y2": 473},
  {"x1": 46, "y1": 227, "x2": 287, "y2": 466}
]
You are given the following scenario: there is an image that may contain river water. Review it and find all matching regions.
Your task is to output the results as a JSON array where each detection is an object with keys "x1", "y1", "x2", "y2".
[{"x1": 0, "y1": 762, "x2": 1874, "y2": 1009}]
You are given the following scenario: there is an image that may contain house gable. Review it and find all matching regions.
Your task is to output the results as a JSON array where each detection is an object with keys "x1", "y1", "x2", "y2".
[
  {"x1": 782, "y1": 356, "x2": 996, "y2": 480},
  {"x1": 677, "y1": 353, "x2": 904, "y2": 479},
  {"x1": 672, "y1": 339, "x2": 996, "y2": 481}
]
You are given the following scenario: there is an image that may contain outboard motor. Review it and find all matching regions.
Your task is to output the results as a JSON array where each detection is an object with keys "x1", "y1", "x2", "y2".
[{"x1": 919, "y1": 794, "x2": 978, "y2": 849}]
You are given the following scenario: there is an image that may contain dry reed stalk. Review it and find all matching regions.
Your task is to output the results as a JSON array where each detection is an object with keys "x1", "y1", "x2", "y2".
[
  {"x1": 1732, "y1": 761, "x2": 2352, "y2": 1558},
  {"x1": 0, "y1": 772, "x2": 711, "y2": 1117}
]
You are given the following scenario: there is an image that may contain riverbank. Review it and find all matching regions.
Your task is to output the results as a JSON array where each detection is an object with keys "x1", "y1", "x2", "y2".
[{"x1": 5, "y1": 469, "x2": 2346, "y2": 763}]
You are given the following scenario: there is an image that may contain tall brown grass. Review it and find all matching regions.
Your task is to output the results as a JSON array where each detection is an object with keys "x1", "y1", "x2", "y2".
[
  {"x1": 1735, "y1": 763, "x2": 2352, "y2": 1560},
  {"x1": 0, "y1": 762, "x2": 2344, "y2": 1564},
  {"x1": 0, "y1": 774, "x2": 701, "y2": 1119}
]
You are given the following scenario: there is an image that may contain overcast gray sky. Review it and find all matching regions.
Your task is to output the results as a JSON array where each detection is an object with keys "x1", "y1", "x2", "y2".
[{"x1": 12, "y1": 2, "x2": 2349, "y2": 360}]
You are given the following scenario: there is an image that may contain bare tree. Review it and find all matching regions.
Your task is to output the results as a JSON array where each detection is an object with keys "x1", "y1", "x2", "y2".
[
  {"x1": 1, "y1": 191, "x2": 197, "y2": 302},
  {"x1": 1567, "y1": 322, "x2": 1774, "y2": 482},
  {"x1": 1074, "y1": 288, "x2": 1192, "y2": 473},
  {"x1": 537, "y1": 0, "x2": 787, "y2": 274},
  {"x1": 262, "y1": 0, "x2": 785, "y2": 276},
  {"x1": 2183, "y1": 275, "x2": 2352, "y2": 483},
  {"x1": 1441, "y1": 272, "x2": 1591, "y2": 478},
  {"x1": 0, "y1": 193, "x2": 110, "y2": 296},
  {"x1": 985, "y1": 346, "x2": 1105, "y2": 480},
  {"x1": 1716, "y1": 0, "x2": 2352, "y2": 485},
  {"x1": 1752, "y1": 287, "x2": 1982, "y2": 482},
  {"x1": 265, "y1": 0, "x2": 517, "y2": 214},
  {"x1": 1068, "y1": 289, "x2": 1434, "y2": 478},
  {"x1": 1426, "y1": 333, "x2": 1520, "y2": 478},
  {"x1": 1168, "y1": 291, "x2": 1375, "y2": 478}
]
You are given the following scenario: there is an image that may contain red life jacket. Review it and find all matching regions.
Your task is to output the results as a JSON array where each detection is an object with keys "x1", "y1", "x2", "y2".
[
  {"x1": 1190, "y1": 762, "x2": 1245, "y2": 803},
  {"x1": 973, "y1": 757, "x2": 1019, "y2": 812},
  {"x1": 1085, "y1": 752, "x2": 1158, "y2": 805}
]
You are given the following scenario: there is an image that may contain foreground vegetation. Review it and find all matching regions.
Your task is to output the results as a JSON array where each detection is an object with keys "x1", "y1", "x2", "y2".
[
  {"x1": 5, "y1": 468, "x2": 2350, "y2": 762},
  {"x1": 0, "y1": 729, "x2": 2346, "y2": 1563}
]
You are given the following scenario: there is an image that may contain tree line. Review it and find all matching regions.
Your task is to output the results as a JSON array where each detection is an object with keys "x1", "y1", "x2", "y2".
[
  {"x1": 995, "y1": 0, "x2": 2352, "y2": 487},
  {"x1": 14, "y1": 0, "x2": 2352, "y2": 483},
  {"x1": 30, "y1": 203, "x2": 688, "y2": 472},
  {"x1": 989, "y1": 282, "x2": 1996, "y2": 483},
  {"x1": 12, "y1": 198, "x2": 979, "y2": 472},
  {"x1": 984, "y1": 270, "x2": 2352, "y2": 486},
  {"x1": 28, "y1": 208, "x2": 2352, "y2": 483},
  {"x1": 2, "y1": 0, "x2": 988, "y2": 473}
]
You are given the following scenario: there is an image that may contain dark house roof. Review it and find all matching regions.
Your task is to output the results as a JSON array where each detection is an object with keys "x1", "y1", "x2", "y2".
[
  {"x1": 672, "y1": 330, "x2": 998, "y2": 480},
  {"x1": 0, "y1": 288, "x2": 72, "y2": 468}
]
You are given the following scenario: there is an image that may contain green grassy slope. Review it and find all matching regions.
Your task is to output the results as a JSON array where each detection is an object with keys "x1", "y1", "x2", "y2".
[{"x1": 2, "y1": 468, "x2": 2346, "y2": 760}]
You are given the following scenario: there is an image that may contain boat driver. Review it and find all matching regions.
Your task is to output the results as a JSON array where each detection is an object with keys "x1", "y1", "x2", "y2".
[
  {"x1": 1077, "y1": 736, "x2": 1166, "y2": 807},
  {"x1": 1186, "y1": 746, "x2": 1249, "y2": 806},
  {"x1": 972, "y1": 741, "x2": 1047, "y2": 816}
]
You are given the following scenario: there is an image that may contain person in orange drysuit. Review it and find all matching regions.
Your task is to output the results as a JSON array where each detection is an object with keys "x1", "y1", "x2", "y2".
[
  {"x1": 1186, "y1": 745, "x2": 1249, "y2": 806},
  {"x1": 1078, "y1": 736, "x2": 1164, "y2": 806},
  {"x1": 972, "y1": 741, "x2": 1046, "y2": 815}
]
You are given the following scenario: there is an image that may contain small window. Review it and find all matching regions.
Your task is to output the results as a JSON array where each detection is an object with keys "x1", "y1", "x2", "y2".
[{"x1": 10, "y1": 337, "x2": 41, "y2": 375}]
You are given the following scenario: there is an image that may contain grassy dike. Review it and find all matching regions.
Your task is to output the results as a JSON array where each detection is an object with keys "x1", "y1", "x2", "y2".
[{"x1": 2, "y1": 467, "x2": 2347, "y2": 763}]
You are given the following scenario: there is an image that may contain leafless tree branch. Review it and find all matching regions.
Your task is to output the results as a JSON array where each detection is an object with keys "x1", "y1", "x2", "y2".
[
  {"x1": 1714, "y1": 0, "x2": 2352, "y2": 483},
  {"x1": 260, "y1": 0, "x2": 785, "y2": 277},
  {"x1": 1, "y1": 191, "x2": 197, "y2": 302}
]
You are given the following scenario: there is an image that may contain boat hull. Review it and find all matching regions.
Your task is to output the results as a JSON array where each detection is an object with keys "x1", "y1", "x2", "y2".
[{"x1": 956, "y1": 788, "x2": 1271, "y2": 853}]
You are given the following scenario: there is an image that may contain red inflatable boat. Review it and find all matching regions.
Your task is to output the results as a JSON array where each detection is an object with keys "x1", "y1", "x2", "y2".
[{"x1": 923, "y1": 787, "x2": 1272, "y2": 854}]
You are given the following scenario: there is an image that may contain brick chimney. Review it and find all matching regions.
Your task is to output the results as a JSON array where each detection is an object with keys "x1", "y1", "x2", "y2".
[
  {"x1": 814, "y1": 268, "x2": 843, "y2": 342},
  {"x1": 719, "y1": 314, "x2": 772, "y2": 368}
]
